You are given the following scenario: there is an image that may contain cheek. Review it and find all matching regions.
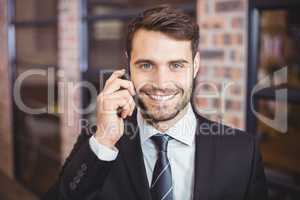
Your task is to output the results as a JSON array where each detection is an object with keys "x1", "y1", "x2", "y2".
[
  {"x1": 131, "y1": 73, "x2": 152, "y2": 89},
  {"x1": 174, "y1": 72, "x2": 194, "y2": 89},
  {"x1": 131, "y1": 77, "x2": 146, "y2": 92}
]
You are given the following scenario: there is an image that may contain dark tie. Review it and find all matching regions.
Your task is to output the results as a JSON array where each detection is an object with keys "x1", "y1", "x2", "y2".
[{"x1": 150, "y1": 134, "x2": 173, "y2": 200}]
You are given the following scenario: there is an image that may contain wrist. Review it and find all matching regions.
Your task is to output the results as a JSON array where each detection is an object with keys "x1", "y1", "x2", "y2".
[{"x1": 94, "y1": 133, "x2": 116, "y2": 150}]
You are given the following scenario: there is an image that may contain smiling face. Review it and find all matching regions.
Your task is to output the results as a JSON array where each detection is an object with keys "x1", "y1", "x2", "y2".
[{"x1": 129, "y1": 29, "x2": 199, "y2": 123}]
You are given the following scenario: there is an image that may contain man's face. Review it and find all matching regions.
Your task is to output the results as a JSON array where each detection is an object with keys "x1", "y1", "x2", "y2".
[{"x1": 129, "y1": 29, "x2": 199, "y2": 122}]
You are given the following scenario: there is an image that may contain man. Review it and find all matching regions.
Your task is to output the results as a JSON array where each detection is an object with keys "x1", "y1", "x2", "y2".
[{"x1": 44, "y1": 5, "x2": 268, "y2": 200}]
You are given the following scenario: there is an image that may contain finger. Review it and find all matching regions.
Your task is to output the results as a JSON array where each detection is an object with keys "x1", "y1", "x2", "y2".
[
  {"x1": 128, "y1": 95, "x2": 136, "y2": 116},
  {"x1": 105, "y1": 69, "x2": 125, "y2": 85},
  {"x1": 104, "y1": 78, "x2": 135, "y2": 96},
  {"x1": 114, "y1": 90, "x2": 135, "y2": 118},
  {"x1": 122, "y1": 95, "x2": 136, "y2": 118},
  {"x1": 121, "y1": 92, "x2": 135, "y2": 117},
  {"x1": 103, "y1": 89, "x2": 134, "y2": 114},
  {"x1": 120, "y1": 100, "x2": 131, "y2": 119}
]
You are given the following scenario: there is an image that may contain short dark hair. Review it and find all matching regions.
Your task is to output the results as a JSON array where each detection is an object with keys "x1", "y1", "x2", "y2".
[{"x1": 126, "y1": 5, "x2": 199, "y2": 60}]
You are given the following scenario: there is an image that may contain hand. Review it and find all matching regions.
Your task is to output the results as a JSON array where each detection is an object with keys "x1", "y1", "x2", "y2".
[{"x1": 95, "y1": 69, "x2": 136, "y2": 149}]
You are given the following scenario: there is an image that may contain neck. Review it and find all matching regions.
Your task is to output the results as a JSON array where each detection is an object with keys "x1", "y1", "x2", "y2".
[{"x1": 145, "y1": 103, "x2": 190, "y2": 132}]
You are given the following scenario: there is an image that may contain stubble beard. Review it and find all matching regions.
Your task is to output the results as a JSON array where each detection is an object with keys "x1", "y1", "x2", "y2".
[{"x1": 137, "y1": 84, "x2": 193, "y2": 124}]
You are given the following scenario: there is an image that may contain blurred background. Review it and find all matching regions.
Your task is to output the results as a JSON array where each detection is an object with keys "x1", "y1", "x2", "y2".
[{"x1": 0, "y1": 0, "x2": 299, "y2": 199}]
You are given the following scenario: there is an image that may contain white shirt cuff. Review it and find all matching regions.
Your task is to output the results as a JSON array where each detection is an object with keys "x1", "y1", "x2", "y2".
[{"x1": 89, "y1": 135, "x2": 119, "y2": 161}]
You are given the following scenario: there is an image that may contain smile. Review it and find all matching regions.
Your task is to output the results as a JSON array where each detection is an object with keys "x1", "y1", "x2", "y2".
[{"x1": 147, "y1": 94, "x2": 177, "y2": 101}]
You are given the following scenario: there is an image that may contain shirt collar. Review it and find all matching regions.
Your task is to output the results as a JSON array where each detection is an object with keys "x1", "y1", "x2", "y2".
[{"x1": 137, "y1": 103, "x2": 197, "y2": 146}]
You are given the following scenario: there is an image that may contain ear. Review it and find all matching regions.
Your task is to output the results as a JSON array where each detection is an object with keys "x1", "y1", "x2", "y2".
[{"x1": 193, "y1": 51, "x2": 200, "y2": 78}]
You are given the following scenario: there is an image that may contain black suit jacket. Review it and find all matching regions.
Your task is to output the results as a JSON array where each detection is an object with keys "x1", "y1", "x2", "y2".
[{"x1": 44, "y1": 110, "x2": 268, "y2": 200}]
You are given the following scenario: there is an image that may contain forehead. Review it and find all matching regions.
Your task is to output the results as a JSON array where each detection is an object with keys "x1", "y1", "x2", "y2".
[{"x1": 131, "y1": 29, "x2": 193, "y2": 61}]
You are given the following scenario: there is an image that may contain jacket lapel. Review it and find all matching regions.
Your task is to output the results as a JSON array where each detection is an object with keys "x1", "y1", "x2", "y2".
[
  {"x1": 116, "y1": 110, "x2": 152, "y2": 200},
  {"x1": 116, "y1": 108, "x2": 217, "y2": 200},
  {"x1": 193, "y1": 115, "x2": 216, "y2": 200}
]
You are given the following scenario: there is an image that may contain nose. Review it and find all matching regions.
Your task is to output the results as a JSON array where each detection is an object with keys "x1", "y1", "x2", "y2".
[{"x1": 154, "y1": 66, "x2": 170, "y2": 88}]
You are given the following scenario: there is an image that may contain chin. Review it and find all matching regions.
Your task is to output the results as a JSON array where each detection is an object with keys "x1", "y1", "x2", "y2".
[
  {"x1": 145, "y1": 107, "x2": 180, "y2": 122},
  {"x1": 139, "y1": 99, "x2": 187, "y2": 123}
]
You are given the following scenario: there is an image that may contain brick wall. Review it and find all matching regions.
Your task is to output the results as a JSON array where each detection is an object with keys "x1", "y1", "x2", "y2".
[
  {"x1": 0, "y1": 0, "x2": 14, "y2": 178},
  {"x1": 58, "y1": 0, "x2": 82, "y2": 162},
  {"x1": 194, "y1": 0, "x2": 248, "y2": 130}
]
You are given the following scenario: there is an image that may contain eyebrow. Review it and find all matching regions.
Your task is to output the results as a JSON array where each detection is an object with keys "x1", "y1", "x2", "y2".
[
  {"x1": 134, "y1": 59, "x2": 156, "y2": 65},
  {"x1": 134, "y1": 59, "x2": 190, "y2": 65},
  {"x1": 169, "y1": 59, "x2": 189, "y2": 64}
]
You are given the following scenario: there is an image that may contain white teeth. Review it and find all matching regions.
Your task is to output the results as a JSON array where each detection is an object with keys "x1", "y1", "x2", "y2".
[{"x1": 149, "y1": 94, "x2": 175, "y2": 101}]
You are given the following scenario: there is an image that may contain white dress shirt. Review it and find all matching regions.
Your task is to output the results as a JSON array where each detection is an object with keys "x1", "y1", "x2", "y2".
[{"x1": 89, "y1": 103, "x2": 197, "y2": 200}]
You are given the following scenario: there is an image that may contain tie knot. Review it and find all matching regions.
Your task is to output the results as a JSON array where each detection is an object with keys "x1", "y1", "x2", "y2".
[{"x1": 151, "y1": 134, "x2": 171, "y2": 152}]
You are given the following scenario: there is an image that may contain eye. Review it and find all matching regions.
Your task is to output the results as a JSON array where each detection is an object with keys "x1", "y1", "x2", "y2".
[
  {"x1": 140, "y1": 63, "x2": 152, "y2": 70},
  {"x1": 171, "y1": 63, "x2": 183, "y2": 69}
]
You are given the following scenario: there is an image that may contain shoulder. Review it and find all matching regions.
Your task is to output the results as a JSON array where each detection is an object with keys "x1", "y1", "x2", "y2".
[{"x1": 196, "y1": 114, "x2": 257, "y2": 154}]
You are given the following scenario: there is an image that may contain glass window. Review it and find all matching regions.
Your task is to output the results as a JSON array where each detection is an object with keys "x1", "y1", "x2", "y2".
[
  {"x1": 89, "y1": 19, "x2": 129, "y2": 70},
  {"x1": 258, "y1": 10, "x2": 300, "y2": 89},
  {"x1": 252, "y1": 8, "x2": 300, "y2": 197},
  {"x1": 13, "y1": 0, "x2": 60, "y2": 196},
  {"x1": 86, "y1": 0, "x2": 196, "y2": 71},
  {"x1": 15, "y1": 26, "x2": 57, "y2": 72},
  {"x1": 257, "y1": 99, "x2": 300, "y2": 175},
  {"x1": 15, "y1": 0, "x2": 57, "y2": 22}
]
